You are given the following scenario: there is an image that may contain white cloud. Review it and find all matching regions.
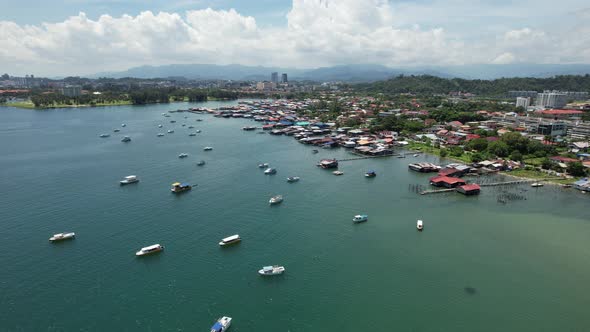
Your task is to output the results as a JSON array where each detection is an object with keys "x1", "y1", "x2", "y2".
[{"x1": 1, "y1": 0, "x2": 590, "y2": 76}]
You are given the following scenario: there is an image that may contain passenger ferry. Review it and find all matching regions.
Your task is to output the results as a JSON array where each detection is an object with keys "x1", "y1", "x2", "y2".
[
  {"x1": 258, "y1": 265, "x2": 285, "y2": 276},
  {"x1": 219, "y1": 234, "x2": 241, "y2": 246},
  {"x1": 120, "y1": 175, "x2": 139, "y2": 185},
  {"x1": 210, "y1": 316, "x2": 232, "y2": 332},
  {"x1": 49, "y1": 232, "x2": 75, "y2": 242},
  {"x1": 417, "y1": 219, "x2": 424, "y2": 231},
  {"x1": 135, "y1": 244, "x2": 164, "y2": 256},
  {"x1": 171, "y1": 182, "x2": 192, "y2": 193},
  {"x1": 353, "y1": 215, "x2": 368, "y2": 223},
  {"x1": 269, "y1": 195, "x2": 283, "y2": 205}
]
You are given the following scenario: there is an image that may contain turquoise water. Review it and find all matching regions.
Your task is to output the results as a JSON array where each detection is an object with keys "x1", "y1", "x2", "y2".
[{"x1": 1, "y1": 102, "x2": 589, "y2": 332}]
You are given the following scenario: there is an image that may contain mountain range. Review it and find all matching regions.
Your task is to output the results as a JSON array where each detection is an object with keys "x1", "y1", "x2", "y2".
[{"x1": 93, "y1": 63, "x2": 590, "y2": 82}]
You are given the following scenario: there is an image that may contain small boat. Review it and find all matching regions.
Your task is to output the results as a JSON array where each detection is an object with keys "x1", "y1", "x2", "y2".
[
  {"x1": 170, "y1": 120, "x2": 176, "y2": 123},
  {"x1": 365, "y1": 170, "x2": 377, "y2": 178},
  {"x1": 312, "y1": 149, "x2": 319, "y2": 154},
  {"x1": 258, "y1": 163, "x2": 269, "y2": 168},
  {"x1": 157, "y1": 133, "x2": 165, "y2": 137},
  {"x1": 171, "y1": 182, "x2": 192, "y2": 193},
  {"x1": 189, "y1": 133, "x2": 196, "y2": 136},
  {"x1": 158, "y1": 124, "x2": 163, "y2": 128},
  {"x1": 121, "y1": 136, "x2": 131, "y2": 142},
  {"x1": 210, "y1": 316, "x2": 232, "y2": 332},
  {"x1": 120, "y1": 175, "x2": 139, "y2": 185},
  {"x1": 121, "y1": 124, "x2": 126, "y2": 127},
  {"x1": 49, "y1": 232, "x2": 75, "y2": 242},
  {"x1": 287, "y1": 176, "x2": 300, "y2": 183},
  {"x1": 135, "y1": 244, "x2": 164, "y2": 256},
  {"x1": 178, "y1": 153, "x2": 189, "y2": 158},
  {"x1": 181, "y1": 124, "x2": 186, "y2": 127},
  {"x1": 398, "y1": 155, "x2": 406, "y2": 158},
  {"x1": 113, "y1": 129, "x2": 120, "y2": 132},
  {"x1": 258, "y1": 265, "x2": 285, "y2": 276},
  {"x1": 197, "y1": 160, "x2": 206, "y2": 166},
  {"x1": 204, "y1": 147, "x2": 213, "y2": 151},
  {"x1": 219, "y1": 234, "x2": 241, "y2": 246},
  {"x1": 413, "y1": 154, "x2": 419, "y2": 157},
  {"x1": 242, "y1": 126, "x2": 256, "y2": 131},
  {"x1": 269, "y1": 195, "x2": 283, "y2": 205},
  {"x1": 561, "y1": 184, "x2": 572, "y2": 188},
  {"x1": 417, "y1": 219, "x2": 424, "y2": 231},
  {"x1": 353, "y1": 215, "x2": 368, "y2": 223},
  {"x1": 99, "y1": 134, "x2": 110, "y2": 138},
  {"x1": 264, "y1": 168, "x2": 276, "y2": 175},
  {"x1": 333, "y1": 171, "x2": 344, "y2": 176},
  {"x1": 196, "y1": 119, "x2": 203, "y2": 122},
  {"x1": 167, "y1": 130, "x2": 174, "y2": 133},
  {"x1": 188, "y1": 126, "x2": 194, "y2": 129},
  {"x1": 531, "y1": 183, "x2": 544, "y2": 188},
  {"x1": 196, "y1": 130, "x2": 202, "y2": 133}
]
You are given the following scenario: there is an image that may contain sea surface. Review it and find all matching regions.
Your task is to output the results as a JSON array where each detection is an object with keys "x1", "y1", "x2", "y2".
[{"x1": 1, "y1": 101, "x2": 589, "y2": 332}]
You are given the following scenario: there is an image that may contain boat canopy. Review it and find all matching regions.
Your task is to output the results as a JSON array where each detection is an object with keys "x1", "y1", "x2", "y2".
[
  {"x1": 263, "y1": 266, "x2": 273, "y2": 270},
  {"x1": 222, "y1": 234, "x2": 240, "y2": 242},
  {"x1": 141, "y1": 244, "x2": 161, "y2": 251},
  {"x1": 172, "y1": 182, "x2": 181, "y2": 186},
  {"x1": 211, "y1": 322, "x2": 223, "y2": 332},
  {"x1": 125, "y1": 175, "x2": 137, "y2": 179},
  {"x1": 180, "y1": 183, "x2": 191, "y2": 187}
]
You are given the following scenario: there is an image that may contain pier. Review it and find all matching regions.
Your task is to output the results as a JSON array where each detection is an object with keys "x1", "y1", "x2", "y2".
[{"x1": 420, "y1": 188, "x2": 456, "y2": 195}]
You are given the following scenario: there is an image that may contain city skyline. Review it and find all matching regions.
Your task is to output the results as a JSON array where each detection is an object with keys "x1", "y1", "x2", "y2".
[{"x1": 1, "y1": 0, "x2": 590, "y2": 76}]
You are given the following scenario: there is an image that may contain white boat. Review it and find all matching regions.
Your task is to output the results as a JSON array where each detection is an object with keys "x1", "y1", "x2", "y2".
[
  {"x1": 197, "y1": 160, "x2": 206, "y2": 166},
  {"x1": 258, "y1": 163, "x2": 269, "y2": 168},
  {"x1": 219, "y1": 234, "x2": 241, "y2": 246},
  {"x1": 531, "y1": 182, "x2": 544, "y2": 187},
  {"x1": 269, "y1": 195, "x2": 283, "y2": 204},
  {"x1": 264, "y1": 168, "x2": 276, "y2": 175},
  {"x1": 333, "y1": 171, "x2": 344, "y2": 176},
  {"x1": 157, "y1": 133, "x2": 165, "y2": 137},
  {"x1": 120, "y1": 175, "x2": 139, "y2": 185},
  {"x1": 49, "y1": 232, "x2": 75, "y2": 242},
  {"x1": 417, "y1": 219, "x2": 424, "y2": 231},
  {"x1": 287, "y1": 176, "x2": 300, "y2": 182},
  {"x1": 135, "y1": 244, "x2": 164, "y2": 256},
  {"x1": 99, "y1": 134, "x2": 110, "y2": 138},
  {"x1": 413, "y1": 154, "x2": 419, "y2": 157},
  {"x1": 353, "y1": 215, "x2": 368, "y2": 223},
  {"x1": 121, "y1": 124, "x2": 126, "y2": 127},
  {"x1": 210, "y1": 316, "x2": 232, "y2": 332},
  {"x1": 204, "y1": 147, "x2": 213, "y2": 151},
  {"x1": 158, "y1": 124, "x2": 163, "y2": 128},
  {"x1": 167, "y1": 130, "x2": 174, "y2": 133},
  {"x1": 121, "y1": 136, "x2": 131, "y2": 142},
  {"x1": 178, "y1": 153, "x2": 189, "y2": 158},
  {"x1": 258, "y1": 265, "x2": 285, "y2": 276},
  {"x1": 196, "y1": 130, "x2": 202, "y2": 133}
]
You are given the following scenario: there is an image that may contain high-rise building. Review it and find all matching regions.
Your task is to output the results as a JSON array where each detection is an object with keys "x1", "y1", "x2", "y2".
[
  {"x1": 281, "y1": 73, "x2": 288, "y2": 83},
  {"x1": 516, "y1": 97, "x2": 530, "y2": 109},
  {"x1": 271, "y1": 72, "x2": 279, "y2": 84},
  {"x1": 536, "y1": 91, "x2": 568, "y2": 109},
  {"x1": 61, "y1": 85, "x2": 82, "y2": 97}
]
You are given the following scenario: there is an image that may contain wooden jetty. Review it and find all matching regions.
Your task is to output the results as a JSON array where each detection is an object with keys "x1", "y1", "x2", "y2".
[{"x1": 420, "y1": 188, "x2": 456, "y2": 195}]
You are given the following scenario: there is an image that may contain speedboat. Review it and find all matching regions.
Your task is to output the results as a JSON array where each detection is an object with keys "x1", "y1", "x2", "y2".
[
  {"x1": 204, "y1": 147, "x2": 213, "y2": 151},
  {"x1": 99, "y1": 134, "x2": 110, "y2": 138},
  {"x1": 210, "y1": 316, "x2": 232, "y2": 332},
  {"x1": 197, "y1": 160, "x2": 206, "y2": 166},
  {"x1": 269, "y1": 195, "x2": 283, "y2": 205},
  {"x1": 417, "y1": 219, "x2": 424, "y2": 231},
  {"x1": 219, "y1": 234, "x2": 241, "y2": 246},
  {"x1": 167, "y1": 130, "x2": 174, "y2": 134},
  {"x1": 333, "y1": 171, "x2": 344, "y2": 176},
  {"x1": 264, "y1": 168, "x2": 276, "y2": 175},
  {"x1": 49, "y1": 232, "x2": 75, "y2": 242},
  {"x1": 178, "y1": 153, "x2": 189, "y2": 158},
  {"x1": 531, "y1": 183, "x2": 544, "y2": 187},
  {"x1": 258, "y1": 265, "x2": 285, "y2": 276},
  {"x1": 171, "y1": 182, "x2": 192, "y2": 193},
  {"x1": 353, "y1": 215, "x2": 368, "y2": 223},
  {"x1": 365, "y1": 170, "x2": 377, "y2": 178},
  {"x1": 189, "y1": 133, "x2": 196, "y2": 136},
  {"x1": 158, "y1": 124, "x2": 163, "y2": 128},
  {"x1": 258, "y1": 163, "x2": 269, "y2": 168},
  {"x1": 120, "y1": 175, "x2": 139, "y2": 185},
  {"x1": 135, "y1": 244, "x2": 164, "y2": 256},
  {"x1": 121, "y1": 124, "x2": 126, "y2": 127},
  {"x1": 287, "y1": 176, "x2": 300, "y2": 183},
  {"x1": 157, "y1": 133, "x2": 165, "y2": 137},
  {"x1": 121, "y1": 136, "x2": 131, "y2": 142},
  {"x1": 196, "y1": 130, "x2": 202, "y2": 133}
]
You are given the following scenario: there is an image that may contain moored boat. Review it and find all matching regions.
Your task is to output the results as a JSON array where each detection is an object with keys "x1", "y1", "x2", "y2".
[
  {"x1": 264, "y1": 168, "x2": 277, "y2": 175},
  {"x1": 99, "y1": 134, "x2": 110, "y2": 138},
  {"x1": 210, "y1": 316, "x2": 232, "y2": 332},
  {"x1": 353, "y1": 214, "x2": 368, "y2": 223},
  {"x1": 121, "y1": 136, "x2": 131, "y2": 142},
  {"x1": 531, "y1": 182, "x2": 544, "y2": 188},
  {"x1": 49, "y1": 232, "x2": 75, "y2": 242},
  {"x1": 365, "y1": 170, "x2": 377, "y2": 178},
  {"x1": 287, "y1": 176, "x2": 300, "y2": 182},
  {"x1": 219, "y1": 234, "x2": 241, "y2": 246},
  {"x1": 171, "y1": 182, "x2": 192, "y2": 193},
  {"x1": 333, "y1": 171, "x2": 344, "y2": 176},
  {"x1": 120, "y1": 175, "x2": 139, "y2": 185},
  {"x1": 269, "y1": 195, "x2": 283, "y2": 204},
  {"x1": 258, "y1": 265, "x2": 285, "y2": 276},
  {"x1": 178, "y1": 153, "x2": 188, "y2": 158},
  {"x1": 417, "y1": 219, "x2": 424, "y2": 231},
  {"x1": 135, "y1": 244, "x2": 164, "y2": 256},
  {"x1": 204, "y1": 147, "x2": 213, "y2": 151}
]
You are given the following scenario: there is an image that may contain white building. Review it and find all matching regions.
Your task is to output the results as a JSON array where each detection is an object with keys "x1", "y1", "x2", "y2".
[
  {"x1": 535, "y1": 91, "x2": 568, "y2": 109},
  {"x1": 516, "y1": 97, "x2": 530, "y2": 109}
]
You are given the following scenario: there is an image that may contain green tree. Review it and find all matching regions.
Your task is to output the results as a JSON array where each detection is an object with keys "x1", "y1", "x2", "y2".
[
  {"x1": 567, "y1": 162, "x2": 587, "y2": 177},
  {"x1": 488, "y1": 141, "x2": 510, "y2": 157},
  {"x1": 509, "y1": 151, "x2": 523, "y2": 161},
  {"x1": 541, "y1": 158, "x2": 553, "y2": 170},
  {"x1": 439, "y1": 149, "x2": 448, "y2": 157},
  {"x1": 466, "y1": 138, "x2": 488, "y2": 151}
]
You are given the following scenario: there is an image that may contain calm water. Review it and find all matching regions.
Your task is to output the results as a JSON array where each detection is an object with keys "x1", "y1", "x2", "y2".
[{"x1": 1, "y1": 102, "x2": 590, "y2": 332}]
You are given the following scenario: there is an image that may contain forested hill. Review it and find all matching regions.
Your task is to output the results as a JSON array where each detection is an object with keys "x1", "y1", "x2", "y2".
[{"x1": 357, "y1": 75, "x2": 590, "y2": 96}]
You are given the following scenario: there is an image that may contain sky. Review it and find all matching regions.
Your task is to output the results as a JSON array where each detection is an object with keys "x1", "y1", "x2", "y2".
[{"x1": 1, "y1": 0, "x2": 590, "y2": 76}]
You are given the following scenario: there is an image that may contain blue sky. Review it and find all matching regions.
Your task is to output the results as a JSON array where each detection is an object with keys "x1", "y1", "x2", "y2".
[{"x1": 1, "y1": 0, "x2": 589, "y2": 76}]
